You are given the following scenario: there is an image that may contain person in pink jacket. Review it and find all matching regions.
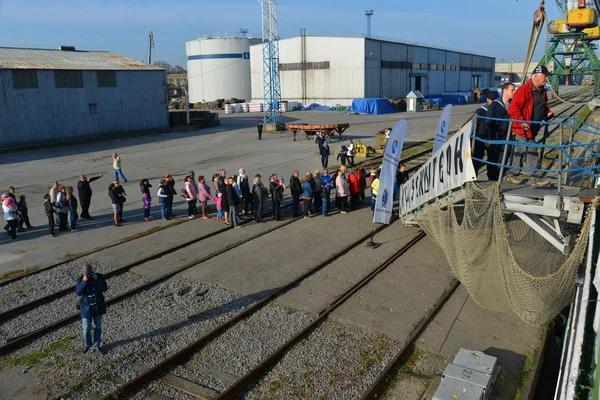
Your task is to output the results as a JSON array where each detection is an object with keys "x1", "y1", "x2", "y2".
[
  {"x1": 184, "y1": 175, "x2": 197, "y2": 219},
  {"x1": 335, "y1": 170, "x2": 350, "y2": 214},
  {"x1": 197, "y1": 175, "x2": 212, "y2": 220}
]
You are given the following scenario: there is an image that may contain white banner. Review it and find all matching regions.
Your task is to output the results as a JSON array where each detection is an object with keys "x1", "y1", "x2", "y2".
[
  {"x1": 374, "y1": 119, "x2": 407, "y2": 224},
  {"x1": 433, "y1": 104, "x2": 452, "y2": 153},
  {"x1": 399, "y1": 120, "x2": 476, "y2": 215}
]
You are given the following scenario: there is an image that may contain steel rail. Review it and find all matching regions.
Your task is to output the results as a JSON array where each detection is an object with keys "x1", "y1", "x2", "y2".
[{"x1": 100, "y1": 222, "x2": 398, "y2": 400}]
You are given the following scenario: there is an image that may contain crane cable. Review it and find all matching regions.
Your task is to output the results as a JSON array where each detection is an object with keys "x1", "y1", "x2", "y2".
[{"x1": 522, "y1": 1, "x2": 547, "y2": 84}]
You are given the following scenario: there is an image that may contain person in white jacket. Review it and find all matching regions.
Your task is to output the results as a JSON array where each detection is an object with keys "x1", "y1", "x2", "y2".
[
  {"x1": 2, "y1": 193, "x2": 18, "y2": 240},
  {"x1": 156, "y1": 178, "x2": 170, "y2": 220},
  {"x1": 184, "y1": 175, "x2": 197, "y2": 219}
]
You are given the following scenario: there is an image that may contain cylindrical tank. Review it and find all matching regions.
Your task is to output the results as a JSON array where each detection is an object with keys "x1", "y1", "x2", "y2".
[{"x1": 186, "y1": 35, "x2": 261, "y2": 103}]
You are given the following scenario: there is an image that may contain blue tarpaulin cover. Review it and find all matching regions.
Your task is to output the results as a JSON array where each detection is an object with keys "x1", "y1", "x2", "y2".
[
  {"x1": 349, "y1": 98, "x2": 396, "y2": 115},
  {"x1": 299, "y1": 103, "x2": 335, "y2": 111}
]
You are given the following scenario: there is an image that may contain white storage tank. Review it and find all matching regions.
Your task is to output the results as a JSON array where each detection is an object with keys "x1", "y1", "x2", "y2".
[{"x1": 186, "y1": 34, "x2": 261, "y2": 103}]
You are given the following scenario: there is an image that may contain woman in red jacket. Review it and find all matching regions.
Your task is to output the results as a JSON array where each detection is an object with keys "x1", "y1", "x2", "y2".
[
  {"x1": 506, "y1": 65, "x2": 555, "y2": 187},
  {"x1": 348, "y1": 169, "x2": 361, "y2": 210}
]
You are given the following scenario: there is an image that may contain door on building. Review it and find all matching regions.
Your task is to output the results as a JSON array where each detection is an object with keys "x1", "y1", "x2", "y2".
[{"x1": 473, "y1": 75, "x2": 480, "y2": 89}]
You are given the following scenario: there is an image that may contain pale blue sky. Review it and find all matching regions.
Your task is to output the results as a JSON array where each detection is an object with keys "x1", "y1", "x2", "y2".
[{"x1": 0, "y1": 0, "x2": 561, "y2": 67}]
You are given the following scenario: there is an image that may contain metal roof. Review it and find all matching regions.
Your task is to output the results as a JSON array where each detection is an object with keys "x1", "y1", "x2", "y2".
[{"x1": 0, "y1": 47, "x2": 164, "y2": 70}]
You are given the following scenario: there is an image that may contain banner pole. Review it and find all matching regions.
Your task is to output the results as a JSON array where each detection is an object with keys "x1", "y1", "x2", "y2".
[{"x1": 367, "y1": 221, "x2": 380, "y2": 248}]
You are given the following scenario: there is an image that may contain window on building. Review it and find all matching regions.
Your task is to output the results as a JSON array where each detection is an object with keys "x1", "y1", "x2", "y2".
[
  {"x1": 12, "y1": 70, "x2": 39, "y2": 89},
  {"x1": 88, "y1": 103, "x2": 98, "y2": 113},
  {"x1": 55, "y1": 70, "x2": 84, "y2": 88},
  {"x1": 278, "y1": 61, "x2": 330, "y2": 71},
  {"x1": 97, "y1": 71, "x2": 117, "y2": 87}
]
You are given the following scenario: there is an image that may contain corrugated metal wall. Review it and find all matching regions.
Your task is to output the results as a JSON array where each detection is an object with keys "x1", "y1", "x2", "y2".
[{"x1": 0, "y1": 69, "x2": 168, "y2": 149}]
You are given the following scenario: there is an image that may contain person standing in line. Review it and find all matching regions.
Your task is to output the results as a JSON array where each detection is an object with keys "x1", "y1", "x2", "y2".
[
  {"x1": 17, "y1": 194, "x2": 33, "y2": 232},
  {"x1": 312, "y1": 170, "x2": 322, "y2": 213},
  {"x1": 370, "y1": 173, "x2": 380, "y2": 213},
  {"x1": 257, "y1": 120, "x2": 263, "y2": 140},
  {"x1": 320, "y1": 169, "x2": 332, "y2": 216},
  {"x1": 113, "y1": 180, "x2": 127, "y2": 223},
  {"x1": 356, "y1": 165, "x2": 367, "y2": 203},
  {"x1": 369, "y1": 168, "x2": 378, "y2": 186},
  {"x1": 140, "y1": 179, "x2": 153, "y2": 221},
  {"x1": 217, "y1": 170, "x2": 227, "y2": 194},
  {"x1": 198, "y1": 175, "x2": 212, "y2": 220},
  {"x1": 269, "y1": 174, "x2": 283, "y2": 221},
  {"x1": 43, "y1": 193, "x2": 57, "y2": 237},
  {"x1": 336, "y1": 170, "x2": 350, "y2": 214},
  {"x1": 76, "y1": 264, "x2": 108, "y2": 354},
  {"x1": 221, "y1": 176, "x2": 230, "y2": 225},
  {"x1": 238, "y1": 168, "x2": 253, "y2": 217},
  {"x1": 165, "y1": 173, "x2": 176, "y2": 219},
  {"x1": 225, "y1": 177, "x2": 239, "y2": 227},
  {"x1": 112, "y1": 153, "x2": 127, "y2": 183},
  {"x1": 321, "y1": 142, "x2": 330, "y2": 169},
  {"x1": 2, "y1": 193, "x2": 18, "y2": 240},
  {"x1": 56, "y1": 186, "x2": 69, "y2": 231},
  {"x1": 347, "y1": 140, "x2": 355, "y2": 167},
  {"x1": 188, "y1": 171, "x2": 198, "y2": 216},
  {"x1": 301, "y1": 173, "x2": 313, "y2": 218},
  {"x1": 3, "y1": 187, "x2": 16, "y2": 233},
  {"x1": 348, "y1": 169, "x2": 360, "y2": 210},
  {"x1": 50, "y1": 181, "x2": 60, "y2": 225},
  {"x1": 184, "y1": 175, "x2": 197, "y2": 219},
  {"x1": 252, "y1": 174, "x2": 266, "y2": 223},
  {"x1": 232, "y1": 175, "x2": 243, "y2": 221},
  {"x1": 66, "y1": 186, "x2": 79, "y2": 232},
  {"x1": 290, "y1": 171, "x2": 302, "y2": 218},
  {"x1": 506, "y1": 66, "x2": 554, "y2": 187},
  {"x1": 108, "y1": 183, "x2": 121, "y2": 227},
  {"x1": 77, "y1": 174, "x2": 103, "y2": 220},
  {"x1": 156, "y1": 178, "x2": 169, "y2": 221}
]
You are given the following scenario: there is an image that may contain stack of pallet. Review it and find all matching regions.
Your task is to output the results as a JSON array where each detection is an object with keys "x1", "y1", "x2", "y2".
[{"x1": 248, "y1": 103, "x2": 263, "y2": 113}]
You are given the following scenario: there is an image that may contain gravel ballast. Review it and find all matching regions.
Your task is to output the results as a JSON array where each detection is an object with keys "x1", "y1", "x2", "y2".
[
  {"x1": 2, "y1": 279, "x2": 258, "y2": 400},
  {"x1": 169, "y1": 303, "x2": 315, "y2": 393},
  {"x1": 243, "y1": 319, "x2": 402, "y2": 400},
  {"x1": 0, "y1": 259, "x2": 110, "y2": 314},
  {"x1": 0, "y1": 271, "x2": 150, "y2": 346}
]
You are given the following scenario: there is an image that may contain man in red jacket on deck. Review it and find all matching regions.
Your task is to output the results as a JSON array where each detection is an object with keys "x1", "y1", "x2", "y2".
[{"x1": 506, "y1": 65, "x2": 555, "y2": 187}]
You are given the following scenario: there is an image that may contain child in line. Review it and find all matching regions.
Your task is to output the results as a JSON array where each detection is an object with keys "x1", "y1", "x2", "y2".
[
  {"x1": 142, "y1": 192, "x2": 151, "y2": 222},
  {"x1": 43, "y1": 193, "x2": 57, "y2": 237},
  {"x1": 66, "y1": 186, "x2": 79, "y2": 232},
  {"x1": 214, "y1": 192, "x2": 223, "y2": 220},
  {"x1": 17, "y1": 194, "x2": 33, "y2": 232}
]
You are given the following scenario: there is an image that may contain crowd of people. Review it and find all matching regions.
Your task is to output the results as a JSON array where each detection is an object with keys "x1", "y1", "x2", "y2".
[{"x1": 3, "y1": 151, "x2": 412, "y2": 241}]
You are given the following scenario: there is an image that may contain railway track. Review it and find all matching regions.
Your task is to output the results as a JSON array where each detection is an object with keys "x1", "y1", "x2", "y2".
[{"x1": 0, "y1": 146, "x2": 435, "y2": 356}]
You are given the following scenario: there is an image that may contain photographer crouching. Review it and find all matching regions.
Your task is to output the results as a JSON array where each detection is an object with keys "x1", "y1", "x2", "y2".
[{"x1": 76, "y1": 264, "x2": 108, "y2": 354}]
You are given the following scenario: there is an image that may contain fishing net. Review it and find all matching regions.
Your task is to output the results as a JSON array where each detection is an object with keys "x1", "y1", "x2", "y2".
[{"x1": 412, "y1": 182, "x2": 595, "y2": 324}]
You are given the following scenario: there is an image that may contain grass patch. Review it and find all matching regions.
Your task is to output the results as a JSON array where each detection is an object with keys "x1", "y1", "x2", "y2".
[
  {"x1": 512, "y1": 350, "x2": 536, "y2": 400},
  {"x1": 0, "y1": 266, "x2": 39, "y2": 282},
  {"x1": 120, "y1": 220, "x2": 184, "y2": 242},
  {"x1": 59, "y1": 249, "x2": 101, "y2": 261},
  {"x1": 358, "y1": 334, "x2": 389, "y2": 375},
  {"x1": 0, "y1": 335, "x2": 76, "y2": 371}
]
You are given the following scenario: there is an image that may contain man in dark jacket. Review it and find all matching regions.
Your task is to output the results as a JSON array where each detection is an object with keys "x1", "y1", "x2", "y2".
[
  {"x1": 485, "y1": 82, "x2": 515, "y2": 179},
  {"x1": 290, "y1": 171, "x2": 302, "y2": 217},
  {"x1": 225, "y1": 177, "x2": 240, "y2": 227},
  {"x1": 472, "y1": 92, "x2": 495, "y2": 178},
  {"x1": 77, "y1": 174, "x2": 103, "y2": 219},
  {"x1": 257, "y1": 121, "x2": 263, "y2": 140},
  {"x1": 269, "y1": 174, "x2": 283, "y2": 221},
  {"x1": 76, "y1": 264, "x2": 108, "y2": 354},
  {"x1": 113, "y1": 180, "x2": 126, "y2": 223},
  {"x1": 507, "y1": 66, "x2": 555, "y2": 187}
]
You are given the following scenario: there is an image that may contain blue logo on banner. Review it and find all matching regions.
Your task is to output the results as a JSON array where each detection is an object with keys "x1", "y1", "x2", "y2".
[
  {"x1": 440, "y1": 120, "x2": 446, "y2": 133},
  {"x1": 243, "y1": 52, "x2": 250, "y2": 59},
  {"x1": 382, "y1": 189, "x2": 389, "y2": 207},
  {"x1": 391, "y1": 140, "x2": 399, "y2": 154}
]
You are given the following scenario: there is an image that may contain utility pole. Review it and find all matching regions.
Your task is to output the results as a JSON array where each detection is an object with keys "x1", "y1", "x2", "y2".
[
  {"x1": 258, "y1": 0, "x2": 282, "y2": 127},
  {"x1": 147, "y1": 31, "x2": 155, "y2": 65},
  {"x1": 365, "y1": 10, "x2": 374, "y2": 38}
]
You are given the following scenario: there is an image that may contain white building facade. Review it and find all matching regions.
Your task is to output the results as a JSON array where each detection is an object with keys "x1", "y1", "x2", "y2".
[{"x1": 250, "y1": 36, "x2": 495, "y2": 106}]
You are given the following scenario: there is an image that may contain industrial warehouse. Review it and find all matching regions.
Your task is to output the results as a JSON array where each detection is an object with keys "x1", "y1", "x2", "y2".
[
  {"x1": 2, "y1": 0, "x2": 600, "y2": 399},
  {"x1": 0, "y1": 46, "x2": 169, "y2": 149}
]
